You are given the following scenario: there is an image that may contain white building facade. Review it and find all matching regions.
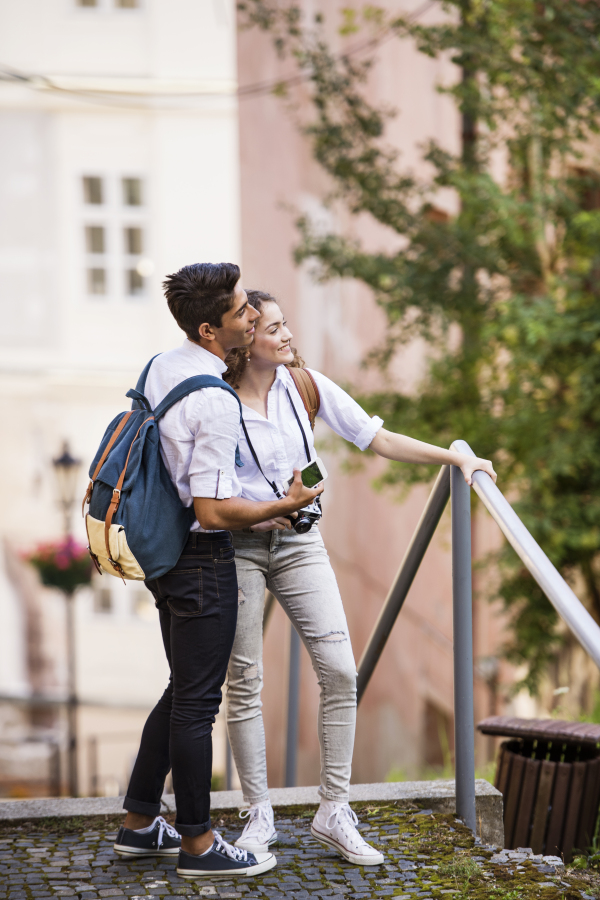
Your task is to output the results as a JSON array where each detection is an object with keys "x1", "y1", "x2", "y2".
[{"x1": 0, "y1": 0, "x2": 239, "y2": 797}]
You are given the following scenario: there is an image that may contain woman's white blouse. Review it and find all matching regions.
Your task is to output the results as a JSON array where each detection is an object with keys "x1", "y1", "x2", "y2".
[{"x1": 232, "y1": 366, "x2": 384, "y2": 502}]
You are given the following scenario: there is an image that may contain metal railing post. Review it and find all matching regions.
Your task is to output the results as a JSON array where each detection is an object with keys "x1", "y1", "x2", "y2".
[
  {"x1": 225, "y1": 733, "x2": 233, "y2": 791},
  {"x1": 357, "y1": 465, "x2": 451, "y2": 704},
  {"x1": 451, "y1": 463, "x2": 476, "y2": 833},
  {"x1": 285, "y1": 624, "x2": 301, "y2": 787}
]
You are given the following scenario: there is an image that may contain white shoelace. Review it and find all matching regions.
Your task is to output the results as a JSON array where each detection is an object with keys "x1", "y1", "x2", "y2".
[
  {"x1": 324, "y1": 804, "x2": 370, "y2": 851},
  {"x1": 155, "y1": 816, "x2": 180, "y2": 847},
  {"x1": 213, "y1": 830, "x2": 248, "y2": 861},
  {"x1": 239, "y1": 804, "x2": 274, "y2": 843}
]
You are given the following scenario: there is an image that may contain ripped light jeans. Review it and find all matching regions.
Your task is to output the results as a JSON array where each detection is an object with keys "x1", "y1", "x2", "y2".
[{"x1": 226, "y1": 527, "x2": 357, "y2": 804}]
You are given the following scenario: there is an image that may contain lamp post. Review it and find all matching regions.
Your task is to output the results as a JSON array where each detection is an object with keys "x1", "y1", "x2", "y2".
[
  {"x1": 52, "y1": 442, "x2": 81, "y2": 537},
  {"x1": 52, "y1": 441, "x2": 81, "y2": 797}
]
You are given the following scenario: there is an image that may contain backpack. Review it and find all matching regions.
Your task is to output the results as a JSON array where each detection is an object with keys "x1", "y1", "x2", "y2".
[
  {"x1": 286, "y1": 367, "x2": 320, "y2": 430},
  {"x1": 82, "y1": 355, "x2": 242, "y2": 582}
]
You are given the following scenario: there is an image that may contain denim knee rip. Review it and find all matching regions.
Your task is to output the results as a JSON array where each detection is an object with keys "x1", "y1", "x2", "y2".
[
  {"x1": 311, "y1": 630, "x2": 347, "y2": 643},
  {"x1": 241, "y1": 662, "x2": 261, "y2": 681}
]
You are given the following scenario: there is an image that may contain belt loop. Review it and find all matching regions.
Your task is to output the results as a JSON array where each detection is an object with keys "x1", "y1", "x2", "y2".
[{"x1": 191, "y1": 532, "x2": 197, "y2": 550}]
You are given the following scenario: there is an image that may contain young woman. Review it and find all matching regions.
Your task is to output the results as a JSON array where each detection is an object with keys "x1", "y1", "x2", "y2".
[{"x1": 224, "y1": 290, "x2": 496, "y2": 866}]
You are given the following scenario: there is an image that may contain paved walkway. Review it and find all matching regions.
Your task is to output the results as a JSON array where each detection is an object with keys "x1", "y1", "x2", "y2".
[{"x1": 0, "y1": 807, "x2": 597, "y2": 900}]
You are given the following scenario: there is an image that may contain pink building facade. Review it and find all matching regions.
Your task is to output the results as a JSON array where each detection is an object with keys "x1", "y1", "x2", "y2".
[{"x1": 236, "y1": 3, "x2": 509, "y2": 788}]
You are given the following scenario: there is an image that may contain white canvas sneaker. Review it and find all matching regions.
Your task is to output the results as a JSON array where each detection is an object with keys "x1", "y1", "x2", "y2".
[
  {"x1": 234, "y1": 800, "x2": 277, "y2": 854},
  {"x1": 311, "y1": 801, "x2": 384, "y2": 866}
]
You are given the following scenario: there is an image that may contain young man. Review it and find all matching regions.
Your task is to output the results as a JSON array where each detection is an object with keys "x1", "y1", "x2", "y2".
[{"x1": 112, "y1": 263, "x2": 322, "y2": 880}]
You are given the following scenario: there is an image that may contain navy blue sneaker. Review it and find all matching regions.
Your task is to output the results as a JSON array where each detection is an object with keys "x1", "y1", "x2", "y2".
[
  {"x1": 176, "y1": 831, "x2": 277, "y2": 879},
  {"x1": 113, "y1": 816, "x2": 181, "y2": 857}
]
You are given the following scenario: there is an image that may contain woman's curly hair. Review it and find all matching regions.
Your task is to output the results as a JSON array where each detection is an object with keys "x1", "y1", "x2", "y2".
[{"x1": 223, "y1": 290, "x2": 305, "y2": 389}]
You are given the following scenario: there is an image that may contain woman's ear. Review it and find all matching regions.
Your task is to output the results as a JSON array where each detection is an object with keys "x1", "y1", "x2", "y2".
[{"x1": 198, "y1": 322, "x2": 215, "y2": 342}]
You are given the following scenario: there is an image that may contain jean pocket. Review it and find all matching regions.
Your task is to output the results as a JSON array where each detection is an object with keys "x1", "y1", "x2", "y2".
[
  {"x1": 156, "y1": 568, "x2": 203, "y2": 617},
  {"x1": 214, "y1": 556, "x2": 237, "y2": 606}
]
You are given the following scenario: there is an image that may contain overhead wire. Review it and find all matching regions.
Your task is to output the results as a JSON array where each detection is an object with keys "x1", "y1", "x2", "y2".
[{"x1": 0, "y1": 0, "x2": 436, "y2": 111}]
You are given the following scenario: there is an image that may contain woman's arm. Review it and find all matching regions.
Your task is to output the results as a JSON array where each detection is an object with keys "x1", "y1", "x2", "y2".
[{"x1": 369, "y1": 429, "x2": 496, "y2": 486}]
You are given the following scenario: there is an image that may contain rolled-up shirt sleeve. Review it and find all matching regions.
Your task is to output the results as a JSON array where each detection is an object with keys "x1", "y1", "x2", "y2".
[
  {"x1": 187, "y1": 389, "x2": 240, "y2": 499},
  {"x1": 308, "y1": 368, "x2": 384, "y2": 450}
]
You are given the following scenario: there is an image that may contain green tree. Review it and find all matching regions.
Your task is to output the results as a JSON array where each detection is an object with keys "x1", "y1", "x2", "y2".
[{"x1": 239, "y1": 0, "x2": 600, "y2": 694}]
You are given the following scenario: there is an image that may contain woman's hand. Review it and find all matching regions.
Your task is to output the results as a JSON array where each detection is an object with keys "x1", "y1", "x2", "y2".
[
  {"x1": 250, "y1": 516, "x2": 295, "y2": 532},
  {"x1": 456, "y1": 455, "x2": 497, "y2": 486}
]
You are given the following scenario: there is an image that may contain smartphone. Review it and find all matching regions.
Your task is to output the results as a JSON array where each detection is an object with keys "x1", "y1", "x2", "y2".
[{"x1": 287, "y1": 457, "x2": 328, "y2": 489}]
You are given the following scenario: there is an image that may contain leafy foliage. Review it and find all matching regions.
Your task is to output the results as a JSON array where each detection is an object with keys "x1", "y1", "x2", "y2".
[
  {"x1": 26, "y1": 537, "x2": 93, "y2": 596},
  {"x1": 239, "y1": 0, "x2": 600, "y2": 694}
]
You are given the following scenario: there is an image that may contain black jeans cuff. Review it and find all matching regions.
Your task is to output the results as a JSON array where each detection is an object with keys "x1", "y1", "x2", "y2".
[
  {"x1": 123, "y1": 795, "x2": 161, "y2": 818},
  {"x1": 176, "y1": 817, "x2": 212, "y2": 837}
]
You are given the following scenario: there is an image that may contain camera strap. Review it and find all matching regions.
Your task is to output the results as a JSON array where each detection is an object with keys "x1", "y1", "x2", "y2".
[
  {"x1": 240, "y1": 388, "x2": 312, "y2": 500},
  {"x1": 240, "y1": 418, "x2": 283, "y2": 499},
  {"x1": 285, "y1": 387, "x2": 312, "y2": 464}
]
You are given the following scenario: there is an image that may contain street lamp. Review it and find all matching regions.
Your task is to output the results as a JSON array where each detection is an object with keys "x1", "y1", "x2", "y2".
[
  {"x1": 52, "y1": 442, "x2": 81, "y2": 537},
  {"x1": 52, "y1": 441, "x2": 82, "y2": 797}
]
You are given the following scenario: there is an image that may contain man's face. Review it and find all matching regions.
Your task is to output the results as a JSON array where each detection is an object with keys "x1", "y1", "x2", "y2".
[{"x1": 215, "y1": 281, "x2": 259, "y2": 352}]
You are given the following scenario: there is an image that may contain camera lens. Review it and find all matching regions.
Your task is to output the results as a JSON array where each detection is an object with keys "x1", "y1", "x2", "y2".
[{"x1": 294, "y1": 516, "x2": 313, "y2": 534}]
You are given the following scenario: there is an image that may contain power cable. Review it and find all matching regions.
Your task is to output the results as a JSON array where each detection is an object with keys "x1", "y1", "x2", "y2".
[
  {"x1": 0, "y1": 0, "x2": 436, "y2": 110},
  {"x1": 238, "y1": 0, "x2": 436, "y2": 99}
]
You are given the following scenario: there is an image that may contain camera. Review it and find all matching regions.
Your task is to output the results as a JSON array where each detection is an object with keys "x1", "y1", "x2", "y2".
[{"x1": 287, "y1": 495, "x2": 322, "y2": 534}]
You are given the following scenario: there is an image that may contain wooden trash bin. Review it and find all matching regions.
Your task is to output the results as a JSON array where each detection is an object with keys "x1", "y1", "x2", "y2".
[{"x1": 478, "y1": 716, "x2": 600, "y2": 862}]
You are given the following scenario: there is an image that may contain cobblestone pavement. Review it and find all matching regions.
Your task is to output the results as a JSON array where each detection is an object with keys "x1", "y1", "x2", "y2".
[{"x1": 0, "y1": 807, "x2": 598, "y2": 900}]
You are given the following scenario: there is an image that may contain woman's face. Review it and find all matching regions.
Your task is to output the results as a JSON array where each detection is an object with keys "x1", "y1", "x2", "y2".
[{"x1": 250, "y1": 301, "x2": 294, "y2": 367}]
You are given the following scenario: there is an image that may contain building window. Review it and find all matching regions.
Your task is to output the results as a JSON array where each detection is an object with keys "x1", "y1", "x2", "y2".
[
  {"x1": 115, "y1": 0, "x2": 139, "y2": 6},
  {"x1": 572, "y1": 167, "x2": 600, "y2": 211},
  {"x1": 77, "y1": 0, "x2": 99, "y2": 6},
  {"x1": 122, "y1": 177, "x2": 143, "y2": 206},
  {"x1": 81, "y1": 172, "x2": 148, "y2": 301},
  {"x1": 94, "y1": 588, "x2": 112, "y2": 614},
  {"x1": 87, "y1": 268, "x2": 106, "y2": 295},
  {"x1": 83, "y1": 176, "x2": 103, "y2": 205},
  {"x1": 86, "y1": 226, "x2": 105, "y2": 254},
  {"x1": 124, "y1": 227, "x2": 143, "y2": 255},
  {"x1": 126, "y1": 269, "x2": 145, "y2": 296}
]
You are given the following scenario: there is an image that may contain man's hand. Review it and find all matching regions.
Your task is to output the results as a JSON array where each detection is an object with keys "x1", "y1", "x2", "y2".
[
  {"x1": 284, "y1": 469, "x2": 324, "y2": 511},
  {"x1": 194, "y1": 471, "x2": 323, "y2": 531},
  {"x1": 251, "y1": 516, "x2": 295, "y2": 532},
  {"x1": 457, "y1": 455, "x2": 497, "y2": 487}
]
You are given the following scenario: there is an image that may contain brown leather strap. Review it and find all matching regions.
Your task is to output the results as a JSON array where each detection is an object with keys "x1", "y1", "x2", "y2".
[
  {"x1": 104, "y1": 416, "x2": 153, "y2": 576},
  {"x1": 286, "y1": 367, "x2": 320, "y2": 430},
  {"x1": 82, "y1": 410, "x2": 135, "y2": 516},
  {"x1": 84, "y1": 514, "x2": 103, "y2": 576}
]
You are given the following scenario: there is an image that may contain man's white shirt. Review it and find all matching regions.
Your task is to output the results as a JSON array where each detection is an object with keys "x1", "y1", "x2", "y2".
[
  {"x1": 233, "y1": 365, "x2": 384, "y2": 502},
  {"x1": 144, "y1": 339, "x2": 240, "y2": 532}
]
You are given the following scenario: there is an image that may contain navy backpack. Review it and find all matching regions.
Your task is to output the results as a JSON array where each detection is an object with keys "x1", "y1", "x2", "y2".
[{"x1": 82, "y1": 355, "x2": 242, "y2": 582}]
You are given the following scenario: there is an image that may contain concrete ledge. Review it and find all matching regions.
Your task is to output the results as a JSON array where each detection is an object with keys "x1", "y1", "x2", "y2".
[{"x1": 0, "y1": 779, "x2": 504, "y2": 848}]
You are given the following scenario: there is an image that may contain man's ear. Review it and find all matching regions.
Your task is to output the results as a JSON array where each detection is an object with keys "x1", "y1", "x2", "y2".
[{"x1": 198, "y1": 323, "x2": 215, "y2": 342}]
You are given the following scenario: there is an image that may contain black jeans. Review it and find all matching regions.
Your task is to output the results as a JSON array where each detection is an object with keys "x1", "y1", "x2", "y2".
[{"x1": 124, "y1": 531, "x2": 238, "y2": 837}]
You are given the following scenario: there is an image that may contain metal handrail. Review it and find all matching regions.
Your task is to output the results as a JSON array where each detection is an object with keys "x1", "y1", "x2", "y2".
[
  {"x1": 455, "y1": 439, "x2": 600, "y2": 669},
  {"x1": 354, "y1": 438, "x2": 600, "y2": 834},
  {"x1": 356, "y1": 465, "x2": 451, "y2": 703}
]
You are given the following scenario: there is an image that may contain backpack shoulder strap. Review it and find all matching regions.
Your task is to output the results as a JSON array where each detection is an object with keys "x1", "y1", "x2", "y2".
[
  {"x1": 135, "y1": 354, "x2": 162, "y2": 393},
  {"x1": 286, "y1": 367, "x2": 320, "y2": 431},
  {"x1": 130, "y1": 354, "x2": 162, "y2": 411},
  {"x1": 153, "y1": 375, "x2": 242, "y2": 422}
]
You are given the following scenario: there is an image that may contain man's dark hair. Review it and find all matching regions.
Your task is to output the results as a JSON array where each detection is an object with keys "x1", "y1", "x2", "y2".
[{"x1": 163, "y1": 263, "x2": 241, "y2": 341}]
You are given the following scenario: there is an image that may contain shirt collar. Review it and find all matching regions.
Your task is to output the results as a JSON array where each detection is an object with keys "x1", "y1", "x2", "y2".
[
  {"x1": 274, "y1": 365, "x2": 291, "y2": 386},
  {"x1": 182, "y1": 339, "x2": 228, "y2": 377}
]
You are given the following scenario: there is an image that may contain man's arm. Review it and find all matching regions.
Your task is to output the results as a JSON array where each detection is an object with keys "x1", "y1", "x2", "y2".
[{"x1": 194, "y1": 470, "x2": 323, "y2": 531}]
